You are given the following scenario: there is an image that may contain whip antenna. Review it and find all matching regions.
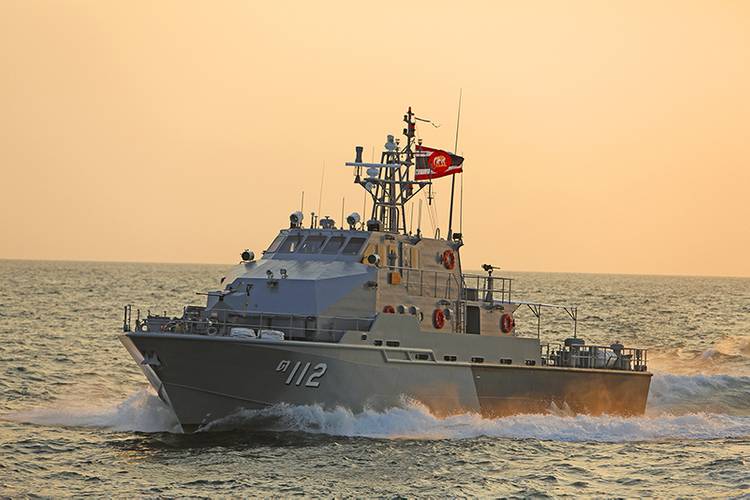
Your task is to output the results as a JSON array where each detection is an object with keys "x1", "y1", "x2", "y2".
[
  {"x1": 447, "y1": 88, "x2": 462, "y2": 240},
  {"x1": 315, "y1": 160, "x2": 326, "y2": 228}
]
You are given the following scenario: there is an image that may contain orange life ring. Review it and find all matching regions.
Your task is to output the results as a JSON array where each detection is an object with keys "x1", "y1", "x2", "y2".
[
  {"x1": 500, "y1": 313, "x2": 515, "y2": 334},
  {"x1": 433, "y1": 308, "x2": 446, "y2": 329},
  {"x1": 382, "y1": 305, "x2": 395, "y2": 314},
  {"x1": 442, "y1": 249, "x2": 456, "y2": 270}
]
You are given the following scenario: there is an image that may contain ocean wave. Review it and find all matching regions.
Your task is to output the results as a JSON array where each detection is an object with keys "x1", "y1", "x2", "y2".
[
  {"x1": 648, "y1": 373, "x2": 750, "y2": 415},
  {"x1": 649, "y1": 334, "x2": 750, "y2": 375}
]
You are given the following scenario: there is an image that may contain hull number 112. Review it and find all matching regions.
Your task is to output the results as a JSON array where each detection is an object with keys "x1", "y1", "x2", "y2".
[{"x1": 275, "y1": 360, "x2": 328, "y2": 388}]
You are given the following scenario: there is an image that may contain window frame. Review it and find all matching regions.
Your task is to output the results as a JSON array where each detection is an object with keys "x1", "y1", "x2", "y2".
[
  {"x1": 298, "y1": 235, "x2": 328, "y2": 254},
  {"x1": 341, "y1": 237, "x2": 367, "y2": 255},
  {"x1": 321, "y1": 236, "x2": 347, "y2": 254},
  {"x1": 277, "y1": 234, "x2": 304, "y2": 253},
  {"x1": 265, "y1": 234, "x2": 286, "y2": 253}
]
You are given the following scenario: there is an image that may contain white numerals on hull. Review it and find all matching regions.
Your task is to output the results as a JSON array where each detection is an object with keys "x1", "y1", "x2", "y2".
[{"x1": 276, "y1": 360, "x2": 328, "y2": 388}]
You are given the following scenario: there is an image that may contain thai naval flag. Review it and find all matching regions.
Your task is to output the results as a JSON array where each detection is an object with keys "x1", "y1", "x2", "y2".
[{"x1": 414, "y1": 146, "x2": 464, "y2": 181}]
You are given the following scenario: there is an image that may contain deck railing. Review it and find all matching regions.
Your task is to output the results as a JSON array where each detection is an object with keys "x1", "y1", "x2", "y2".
[
  {"x1": 542, "y1": 342, "x2": 648, "y2": 372},
  {"x1": 389, "y1": 266, "x2": 464, "y2": 300},
  {"x1": 461, "y1": 274, "x2": 513, "y2": 303},
  {"x1": 124, "y1": 304, "x2": 374, "y2": 340}
]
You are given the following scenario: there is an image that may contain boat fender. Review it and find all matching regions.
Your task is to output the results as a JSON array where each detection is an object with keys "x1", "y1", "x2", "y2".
[
  {"x1": 207, "y1": 326, "x2": 219, "y2": 335},
  {"x1": 500, "y1": 313, "x2": 515, "y2": 334},
  {"x1": 442, "y1": 249, "x2": 456, "y2": 270},
  {"x1": 382, "y1": 305, "x2": 395, "y2": 314},
  {"x1": 433, "y1": 308, "x2": 446, "y2": 329}
]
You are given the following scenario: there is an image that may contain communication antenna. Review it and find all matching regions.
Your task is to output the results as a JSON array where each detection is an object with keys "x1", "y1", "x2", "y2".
[
  {"x1": 417, "y1": 199, "x2": 423, "y2": 236},
  {"x1": 300, "y1": 191, "x2": 306, "y2": 228},
  {"x1": 422, "y1": 190, "x2": 437, "y2": 236},
  {"x1": 447, "y1": 88, "x2": 462, "y2": 240},
  {"x1": 362, "y1": 192, "x2": 367, "y2": 229},
  {"x1": 459, "y1": 163, "x2": 464, "y2": 235},
  {"x1": 318, "y1": 161, "x2": 325, "y2": 216},
  {"x1": 340, "y1": 197, "x2": 345, "y2": 229}
]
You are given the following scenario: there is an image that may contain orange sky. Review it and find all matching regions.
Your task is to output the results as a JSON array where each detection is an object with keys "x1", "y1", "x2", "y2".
[{"x1": 1, "y1": 1, "x2": 748, "y2": 276}]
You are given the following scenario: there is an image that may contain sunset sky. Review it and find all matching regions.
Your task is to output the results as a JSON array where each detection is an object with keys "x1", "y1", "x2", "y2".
[{"x1": 1, "y1": 1, "x2": 748, "y2": 277}]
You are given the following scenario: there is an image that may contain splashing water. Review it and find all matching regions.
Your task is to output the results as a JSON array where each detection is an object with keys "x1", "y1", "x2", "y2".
[
  {"x1": 6, "y1": 373, "x2": 749, "y2": 441},
  {"x1": 204, "y1": 400, "x2": 750, "y2": 442},
  {"x1": 4, "y1": 388, "x2": 181, "y2": 434}
]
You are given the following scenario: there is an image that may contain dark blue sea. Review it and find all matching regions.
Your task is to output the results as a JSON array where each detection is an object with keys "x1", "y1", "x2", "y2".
[{"x1": 1, "y1": 260, "x2": 748, "y2": 497}]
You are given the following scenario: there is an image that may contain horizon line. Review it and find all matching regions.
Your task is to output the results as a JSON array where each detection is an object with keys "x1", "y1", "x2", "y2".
[{"x1": 0, "y1": 256, "x2": 747, "y2": 280}]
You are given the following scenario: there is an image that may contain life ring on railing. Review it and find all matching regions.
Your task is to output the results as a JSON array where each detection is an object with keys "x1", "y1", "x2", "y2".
[
  {"x1": 442, "y1": 249, "x2": 456, "y2": 270},
  {"x1": 433, "y1": 308, "x2": 446, "y2": 329},
  {"x1": 382, "y1": 305, "x2": 395, "y2": 314},
  {"x1": 500, "y1": 313, "x2": 515, "y2": 334}
]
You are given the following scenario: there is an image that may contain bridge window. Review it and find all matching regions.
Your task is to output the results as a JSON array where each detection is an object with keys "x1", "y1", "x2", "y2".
[
  {"x1": 322, "y1": 236, "x2": 346, "y2": 254},
  {"x1": 299, "y1": 235, "x2": 327, "y2": 253},
  {"x1": 278, "y1": 235, "x2": 303, "y2": 253},
  {"x1": 342, "y1": 237, "x2": 367, "y2": 255},
  {"x1": 266, "y1": 234, "x2": 285, "y2": 253}
]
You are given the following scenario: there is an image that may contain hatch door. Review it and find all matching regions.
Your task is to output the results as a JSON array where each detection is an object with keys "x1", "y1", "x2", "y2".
[{"x1": 466, "y1": 305, "x2": 480, "y2": 334}]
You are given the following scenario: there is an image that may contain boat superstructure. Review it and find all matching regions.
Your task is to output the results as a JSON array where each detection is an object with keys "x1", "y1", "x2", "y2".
[{"x1": 120, "y1": 107, "x2": 651, "y2": 432}]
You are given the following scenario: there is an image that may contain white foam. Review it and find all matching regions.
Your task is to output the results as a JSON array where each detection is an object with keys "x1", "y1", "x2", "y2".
[
  {"x1": 5, "y1": 373, "x2": 749, "y2": 441},
  {"x1": 206, "y1": 400, "x2": 750, "y2": 442},
  {"x1": 4, "y1": 387, "x2": 180, "y2": 433}
]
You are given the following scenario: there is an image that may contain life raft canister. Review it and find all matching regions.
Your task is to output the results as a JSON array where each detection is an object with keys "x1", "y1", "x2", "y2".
[
  {"x1": 442, "y1": 249, "x2": 456, "y2": 270},
  {"x1": 382, "y1": 305, "x2": 395, "y2": 314},
  {"x1": 500, "y1": 313, "x2": 515, "y2": 334},
  {"x1": 433, "y1": 308, "x2": 446, "y2": 329}
]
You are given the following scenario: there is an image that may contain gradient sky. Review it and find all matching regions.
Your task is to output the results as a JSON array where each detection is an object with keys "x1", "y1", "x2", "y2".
[{"x1": 1, "y1": 1, "x2": 748, "y2": 276}]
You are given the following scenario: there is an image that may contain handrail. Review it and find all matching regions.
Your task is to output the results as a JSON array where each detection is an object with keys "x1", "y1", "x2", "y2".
[
  {"x1": 541, "y1": 342, "x2": 648, "y2": 372},
  {"x1": 461, "y1": 273, "x2": 514, "y2": 303},
  {"x1": 510, "y1": 301, "x2": 578, "y2": 341},
  {"x1": 124, "y1": 304, "x2": 376, "y2": 338},
  {"x1": 388, "y1": 266, "x2": 463, "y2": 301},
  {"x1": 158, "y1": 316, "x2": 373, "y2": 338}
]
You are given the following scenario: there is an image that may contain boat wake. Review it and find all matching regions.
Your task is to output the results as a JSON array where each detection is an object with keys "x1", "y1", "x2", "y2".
[
  {"x1": 4, "y1": 372, "x2": 749, "y2": 441},
  {"x1": 205, "y1": 399, "x2": 750, "y2": 442}
]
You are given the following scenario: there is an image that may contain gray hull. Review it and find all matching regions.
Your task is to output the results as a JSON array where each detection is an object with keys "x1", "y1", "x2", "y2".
[{"x1": 120, "y1": 333, "x2": 651, "y2": 432}]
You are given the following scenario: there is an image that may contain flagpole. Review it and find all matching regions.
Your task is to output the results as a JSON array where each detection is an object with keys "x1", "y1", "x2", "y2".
[{"x1": 447, "y1": 88, "x2": 462, "y2": 240}]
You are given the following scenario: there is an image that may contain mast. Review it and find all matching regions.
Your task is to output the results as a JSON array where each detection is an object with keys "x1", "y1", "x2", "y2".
[{"x1": 346, "y1": 107, "x2": 429, "y2": 234}]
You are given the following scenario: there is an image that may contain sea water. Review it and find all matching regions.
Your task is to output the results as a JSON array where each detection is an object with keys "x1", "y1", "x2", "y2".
[{"x1": 0, "y1": 260, "x2": 748, "y2": 497}]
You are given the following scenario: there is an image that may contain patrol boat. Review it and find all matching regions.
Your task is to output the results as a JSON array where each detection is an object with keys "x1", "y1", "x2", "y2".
[{"x1": 120, "y1": 107, "x2": 651, "y2": 432}]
